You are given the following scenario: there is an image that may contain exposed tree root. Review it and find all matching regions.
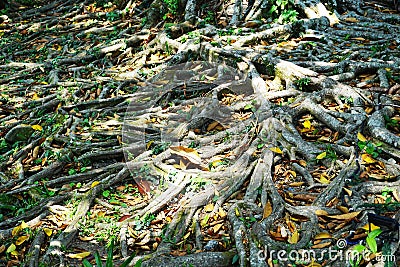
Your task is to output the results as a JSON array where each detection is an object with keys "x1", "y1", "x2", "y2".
[{"x1": 0, "y1": 0, "x2": 399, "y2": 266}]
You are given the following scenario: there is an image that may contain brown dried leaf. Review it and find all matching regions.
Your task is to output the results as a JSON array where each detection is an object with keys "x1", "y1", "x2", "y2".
[
  {"x1": 67, "y1": 251, "x2": 91, "y2": 259},
  {"x1": 213, "y1": 223, "x2": 223, "y2": 233},
  {"x1": 327, "y1": 211, "x2": 361, "y2": 220},
  {"x1": 315, "y1": 210, "x2": 329, "y2": 216},
  {"x1": 263, "y1": 201, "x2": 272, "y2": 219},
  {"x1": 344, "y1": 17, "x2": 359, "y2": 22},
  {"x1": 314, "y1": 232, "x2": 332, "y2": 240}
]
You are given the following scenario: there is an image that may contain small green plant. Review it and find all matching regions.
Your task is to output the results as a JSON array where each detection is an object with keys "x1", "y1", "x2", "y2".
[
  {"x1": 325, "y1": 145, "x2": 338, "y2": 160},
  {"x1": 366, "y1": 229, "x2": 382, "y2": 254},
  {"x1": 204, "y1": 11, "x2": 215, "y2": 24},
  {"x1": 294, "y1": 77, "x2": 311, "y2": 90},
  {"x1": 189, "y1": 176, "x2": 210, "y2": 191},
  {"x1": 384, "y1": 115, "x2": 399, "y2": 129},
  {"x1": 362, "y1": 187, "x2": 400, "y2": 212},
  {"x1": 239, "y1": 216, "x2": 257, "y2": 228},
  {"x1": 370, "y1": 43, "x2": 388, "y2": 56},
  {"x1": 278, "y1": 9, "x2": 298, "y2": 23},
  {"x1": 142, "y1": 213, "x2": 155, "y2": 227},
  {"x1": 68, "y1": 168, "x2": 77, "y2": 175},
  {"x1": 82, "y1": 238, "x2": 138, "y2": 267},
  {"x1": 349, "y1": 244, "x2": 365, "y2": 267},
  {"x1": 162, "y1": 0, "x2": 179, "y2": 20},
  {"x1": 208, "y1": 158, "x2": 229, "y2": 170},
  {"x1": 151, "y1": 142, "x2": 170, "y2": 155},
  {"x1": 339, "y1": 95, "x2": 354, "y2": 104},
  {"x1": 357, "y1": 140, "x2": 382, "y2": 158},
  {"x1": 268, "y1": 0, "x2": 298, "y2": 23},
  {"x1": 106, "y1": 11, "x2": 120, "y2": 22},
  {"x1": 140, "y1": 17, "x2": 148, "y2": 27},
  {"x1": 349, "y1": 229, "x2": 382, "y2": 267}
]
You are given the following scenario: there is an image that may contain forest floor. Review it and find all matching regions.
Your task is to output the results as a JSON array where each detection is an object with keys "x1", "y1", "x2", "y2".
[{"x1": 0, "y1": 0, "x2": 400, "y2": 266}]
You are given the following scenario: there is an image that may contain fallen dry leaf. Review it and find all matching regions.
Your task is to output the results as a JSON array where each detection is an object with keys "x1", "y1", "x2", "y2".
[
  {"x1": 327, "y1": 211, "x2": 361, "y2": 220},
  {"x1": 263, "y1": 201, "x2": 273, "y2": 219},
  {"x1": 67, "y1": 251, "x2": 91, "y2": 259},
  {"x1": 314, "y1": 232, "x2": 332, "y2": 240}
]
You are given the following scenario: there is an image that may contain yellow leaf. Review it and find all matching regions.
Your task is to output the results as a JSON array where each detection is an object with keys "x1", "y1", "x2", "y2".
[
  {"x1": 183, "y1": 231, "x2": 191, "y2": 240},
  {"x1": 235, "y1": 207, "x2": 240, "y2": 217},
  {"x1": 343, "y1": 187, "x2": 352, "y2": 196},
  {"x1": 20, "y1": 221, "x2": 29, "y2": 229},
  {"x1": 345, "y1": 17, "x2": 359, "y2": 22},
  {"x1": 218, "y1": 207, "x2": 226, "y2": 218},
  {"x1": 43, "y1": 228, "x2": 53, "y2": 236},
  {"x1": 173, "y1": 164, "x2": 182, "y2": 169},
  {"x1": 360, "y1": 223, "x2": 380, "y2": 232},
  {"x1": 351, "y1": 37, "x2": 365, "y2": 41},
  {"x1": 288, "y1": 230, "x2": 299, "y2": 244},
  {"x1": 170, "y1": 146, "x2": 201, "y2": 165},
  {"x1": 56, "y1": 102, "x2": 62, "y2": 111},
  {"x1": 200, "y1": 214, "x2": 209, "y2": 227},
  {"x1": 393, "y1": 189, "x2": 400, "y2": 202},
  {"x1": 368, "y1": 173, "x2": 394, "y2": 180},
  {"x1": 204, "y1": 203, "x2": 214, "y2": 212},
  {"x1": 11, "y1": 250, "x2": 18, "y2": 256},
  {"x1": 306, "y1": 262, "x2": 322, "y2": 267},
  {"x1": 319, "y1": 173, "x2": 330, "y2": 184},
  {"x1": 91, "y1": 181, "x2": 100, "y2": 188},
  {"x1": 6, "y1": 243, "x2": 16, "y2": 253},
  {"x1": 314, "y1": 232, "x2": 332, "y2": 240},
  {"x1": 263, "y1": 201, "x2": 272, "y2": 219},
  {"x1": 67, "y1": 251, "x2": 91, "y2": 259},
  {"x1": 32, "y1": 93, "x2": 40, "y2": 100},
  {"x1": 315, "y1": 210, "x2": 328, "y2": 216},
  {"x1": 170, "y1": 146, "x2": 200, "y2": 157},
  {"x1": 213, "y1": 223, "x2": 223, "y2": 233},
  {"x1": 357, "y1": 132, "x2": 367, "y2": 142},
  {"x1": 316, "y1": 152, "x2": 326, "y2": 160},
  {"x1": 15, "y1": 235, "x2": 29, "y2": 245},
  {"x1": 12, "y1": 225, "x2": 21, "y2": 236},
  {"x1": 31, "y1": 125, "x2": 43, "y2": 131},
  {"x1": 289, "y1": 182, "x2": 304, "y2": 187},
  {"x1": 205, "y1": 75, "x2": 217, "y2": 81},
  {"x1": 179, "y1": 160, "x2": 188, "y2": 170},
  {"x1": 336, "y1": 206, "x2": 349, "y2": 214},
  {"x1": 210, "y1": 160, "x2": 224, "y2": 168},
  {"x1": 269, "y1": 147, "x2": 283, "y2": 154},
  {"x1": 146, "y1": 140, "x2": 154, "y2": 150},
  {"x1": 303, "y1": 120, "x2": 311, "y2": 129},
  {"x1": 361, "y1": 154, "x2": 376, "y2": 164},
  {"x1": 327, "y1": 211, "x2": 361, "y2": 220}
]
